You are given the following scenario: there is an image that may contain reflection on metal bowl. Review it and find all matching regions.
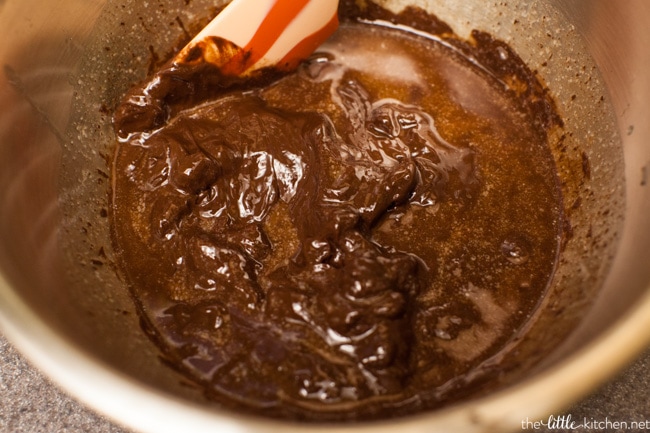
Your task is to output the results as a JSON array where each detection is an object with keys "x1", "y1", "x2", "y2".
[{"x1": 0, "y1": 1, "x2": 649, "y2": 432}]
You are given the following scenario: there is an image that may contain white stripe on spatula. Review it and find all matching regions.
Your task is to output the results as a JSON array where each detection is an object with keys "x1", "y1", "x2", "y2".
[{"x1": 178, "y1": 0, "x2": 339, "y2": 75}]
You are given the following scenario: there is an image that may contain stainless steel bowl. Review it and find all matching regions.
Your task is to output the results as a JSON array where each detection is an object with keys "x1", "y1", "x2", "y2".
[{"x1": 1, "y1": 1, "x2": 649, "y2": 432}]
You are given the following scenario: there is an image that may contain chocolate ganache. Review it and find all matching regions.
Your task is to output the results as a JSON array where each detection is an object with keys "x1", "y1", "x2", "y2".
[{"x1": 111, "y1": 2, "x2": 564, "y2": 421}]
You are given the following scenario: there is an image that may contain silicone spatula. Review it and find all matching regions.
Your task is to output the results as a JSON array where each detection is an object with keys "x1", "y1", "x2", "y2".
[{"x1": 175, "y1": 0, "x2": 339, "y2": 76}]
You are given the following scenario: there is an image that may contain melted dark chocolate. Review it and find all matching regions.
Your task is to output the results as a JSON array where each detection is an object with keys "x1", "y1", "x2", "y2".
[{"x1": 111, "y1": 3, "x2": 563, "y2": 421}]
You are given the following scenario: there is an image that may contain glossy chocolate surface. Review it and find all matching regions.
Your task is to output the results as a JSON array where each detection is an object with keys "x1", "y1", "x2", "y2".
[{"x1": 112, "y1": 4, "x2": 563, "y2": 420}]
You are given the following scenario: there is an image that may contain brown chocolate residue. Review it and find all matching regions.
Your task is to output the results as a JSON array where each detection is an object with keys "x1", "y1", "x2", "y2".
[
  {"x1": 339, "y1": 0, "x2": 562, "y2": 133},
  {"x1": 111, "y1": 1, "x2": 564, "y2": 422},
  {"x1": 113, "y1": 53, "x2": 284, "y2": 137}
]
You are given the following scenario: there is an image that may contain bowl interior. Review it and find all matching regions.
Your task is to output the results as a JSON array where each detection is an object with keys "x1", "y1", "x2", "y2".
[{"x1": 0, "y1": 0, "x2": 648, "y2": 431}]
